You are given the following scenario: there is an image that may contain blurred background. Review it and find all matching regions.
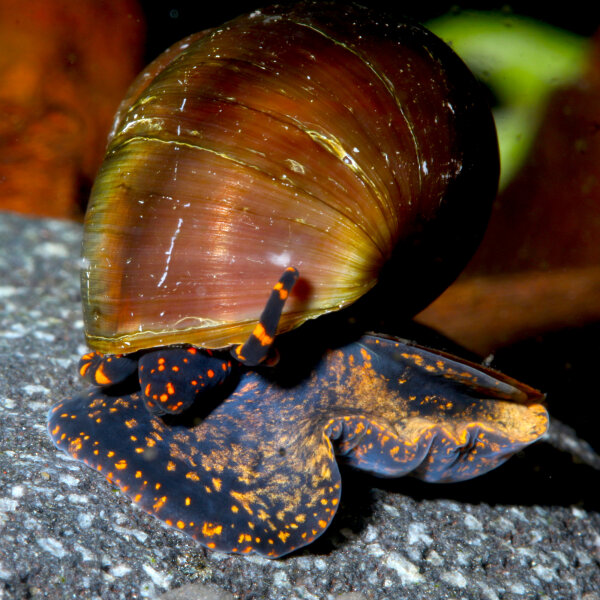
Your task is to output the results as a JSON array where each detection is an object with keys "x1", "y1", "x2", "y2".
[
  {"x1": 1, "y1": 0, "x2": 597, "y2": 221},
  {"x1": 1, "y1": 0, "x2": 600, "y2": 464},
  {"x1": 139, "y1": 1, "x2": 598, "y2": 58}
]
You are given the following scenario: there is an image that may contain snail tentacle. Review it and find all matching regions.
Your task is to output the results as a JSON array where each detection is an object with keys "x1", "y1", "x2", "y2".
[{"x1": 232, "y1": 266, "x2": 300, "y2": 366}]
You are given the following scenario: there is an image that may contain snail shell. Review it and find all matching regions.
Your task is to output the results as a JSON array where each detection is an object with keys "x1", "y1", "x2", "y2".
[{"x1": 82, "y1": 2, "x2": 499, "y2": 354}]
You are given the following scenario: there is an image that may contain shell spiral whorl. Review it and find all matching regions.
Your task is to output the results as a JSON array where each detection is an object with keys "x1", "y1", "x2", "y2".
[{"x1": 82, "y1": 2, "x2": 499, "y2": 354}]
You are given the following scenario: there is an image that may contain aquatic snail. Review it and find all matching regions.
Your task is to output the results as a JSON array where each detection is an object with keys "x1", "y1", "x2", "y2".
[{"x1": 46, "y1": 3, "x2": 548, "y2": 561}]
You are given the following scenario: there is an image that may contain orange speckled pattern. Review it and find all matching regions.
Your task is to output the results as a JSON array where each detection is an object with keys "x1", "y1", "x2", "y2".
[{"x1": 48, "y1": 334, "x2": 547, "y2": 558}]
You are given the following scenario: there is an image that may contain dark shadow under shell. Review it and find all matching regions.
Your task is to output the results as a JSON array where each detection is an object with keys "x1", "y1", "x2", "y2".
[{"x1": 48, "y1": 335, "x2": 547, "y2": 558}]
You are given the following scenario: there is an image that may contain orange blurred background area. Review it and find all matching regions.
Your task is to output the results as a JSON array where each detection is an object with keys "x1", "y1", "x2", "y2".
[{"x1": 0, "y1": 0, "x2": 144, "y2": 219}]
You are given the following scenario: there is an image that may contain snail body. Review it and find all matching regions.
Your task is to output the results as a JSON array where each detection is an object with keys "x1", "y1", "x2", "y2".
[
  {"x1": 50, "y1": 329, "x2": 548, "y2": 558},
  {"x1": 82, "y1": 1, "x2": 498, "y2": 356}
]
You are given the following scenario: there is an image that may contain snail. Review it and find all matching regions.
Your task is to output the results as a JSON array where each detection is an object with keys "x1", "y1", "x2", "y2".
[{"x1": 47, "y1": 2, "x2": 547, "y2": 558}]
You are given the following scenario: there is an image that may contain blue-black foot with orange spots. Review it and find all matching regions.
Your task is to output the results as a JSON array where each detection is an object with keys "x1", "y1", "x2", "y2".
[
  {"x1": 76, "y1": 267, "x2": 299, "y2": 416},
  {"x1": 48, "y1": 334, "x2": 548, "y2": 558}
]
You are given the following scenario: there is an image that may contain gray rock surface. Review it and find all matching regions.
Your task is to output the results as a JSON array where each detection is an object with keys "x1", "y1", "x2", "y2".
[{"x1": 1, "y1": 210, "x2": 600, "y2": 599}]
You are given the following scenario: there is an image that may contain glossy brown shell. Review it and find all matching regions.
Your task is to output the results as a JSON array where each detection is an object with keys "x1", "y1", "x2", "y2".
[{"x1": 82, "y1": 2, "x2": 499, "y2": 354}]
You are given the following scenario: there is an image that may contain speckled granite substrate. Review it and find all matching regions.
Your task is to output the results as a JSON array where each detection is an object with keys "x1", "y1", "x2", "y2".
[{"x1": 1, "y1": 210, "x2": 600, "y2": 600}]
